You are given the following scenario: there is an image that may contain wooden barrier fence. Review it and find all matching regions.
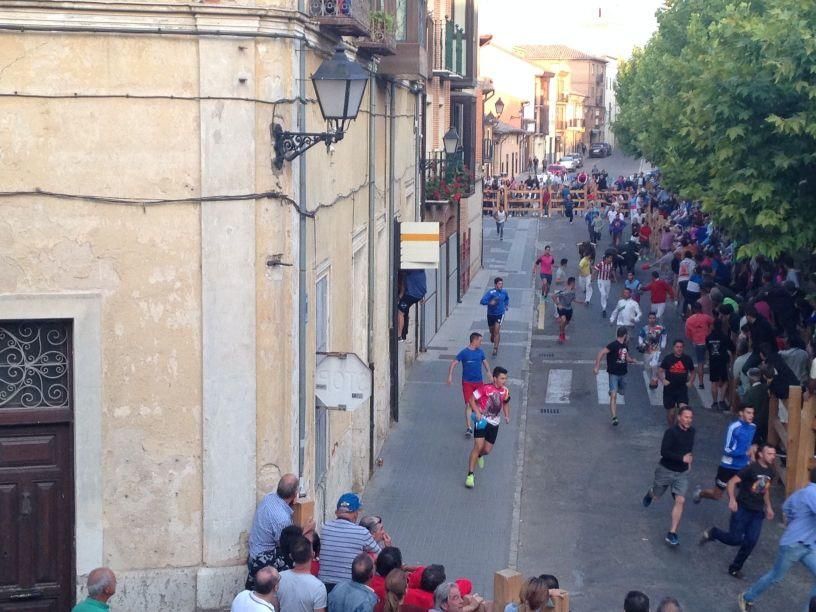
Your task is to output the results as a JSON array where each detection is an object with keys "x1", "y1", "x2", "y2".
[
  {"x1": 768, "y1": 386, "x2": 816, "y2": 497},
  {"x1": 483, "y1": 187, "x2": 637, "y2": 218}
]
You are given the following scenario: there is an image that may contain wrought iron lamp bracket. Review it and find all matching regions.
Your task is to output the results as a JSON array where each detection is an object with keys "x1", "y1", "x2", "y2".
[{"x1": 272, "y1": 123, "x2": 344, "y2": 169}]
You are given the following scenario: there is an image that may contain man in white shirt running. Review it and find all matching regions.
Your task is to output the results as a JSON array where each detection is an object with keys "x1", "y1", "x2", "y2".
[
  {"x1": 610, "y1": 287, "x2": 642, "y2": 336},
  {"x1": 232, "y1": 565, "x2": 280, "y2": 612}
]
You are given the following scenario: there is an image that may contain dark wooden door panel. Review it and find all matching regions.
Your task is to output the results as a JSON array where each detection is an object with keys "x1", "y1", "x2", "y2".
[{"x1": 0, "y1": 320, "x2": 74, "y2": 611}]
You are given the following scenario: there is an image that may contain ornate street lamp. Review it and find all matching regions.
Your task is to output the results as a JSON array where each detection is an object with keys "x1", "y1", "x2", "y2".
[
  {"x1": 272, "y1": 46, "x2": 369, "y2": 169},
  {"x1": 494, "y1": 97, "x2": 505, "y2": 118},
  {"x1": 443, "y1": 127, "x2": 460, "y2": 156}
]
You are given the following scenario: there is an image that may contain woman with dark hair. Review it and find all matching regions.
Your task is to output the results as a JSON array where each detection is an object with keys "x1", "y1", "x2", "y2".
[{"x1": 245, "y1": 524, "x2": 303, "y2": 590}]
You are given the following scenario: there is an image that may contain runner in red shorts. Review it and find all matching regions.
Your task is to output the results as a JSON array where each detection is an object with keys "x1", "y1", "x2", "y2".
[{"x1": 447, "y1": 332, "x2": 491, "y2": 438}]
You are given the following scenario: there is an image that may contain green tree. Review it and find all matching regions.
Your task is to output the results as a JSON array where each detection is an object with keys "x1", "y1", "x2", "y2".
[{"x1": 614, "y1": 0, "x2": 816, "y2": 257}]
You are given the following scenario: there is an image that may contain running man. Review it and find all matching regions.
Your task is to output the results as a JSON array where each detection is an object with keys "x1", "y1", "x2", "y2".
[
  {"x1": 480, "y1": 277, "x2": 510, "y2": 356},
  {"x1": 638, "y1": 312, "x2": 667, "y2": 389},
  {"x1": 553, "y1": 277, "x2": 583, "y2": 344},
  {"x1": 577, "y1": 250, "x2": 593, "y2": 306},
  {"x1": 700, "y1": 444, "x2": 776, "y2": 579},
  {"x1": 694, "y1": 405, "x2": 756, "y2": 504},
  {"x1": 533, "y1": 245, "x2": 556, "y2": 298},
  {"x1": 642, "y1": 271, "x2": 675, "y2": 319},
  {"x1": 659, "y1": 340, "x2": 696, "y2": 426},
  {"x1": 706, "y1": 320, "x2": 735, "y2": 411},
  {"x1": 593, "y1": 327, "x2": 639, "y2": 427},
  {"x1": 447, "y1": 332, "x2": 490, "y2": 439},
  {"x1": 642, "y1": 405, "x2": 696, "y2": 547},
  {"x1": 594, "y1": 254, "x2": 616, "y2": 318},
  {"x1": 465, "y1": 366, "x2": 511, "y2": 489},
  {"x1": 738, "y1": 468, "x2": 816, "y2": 611}
]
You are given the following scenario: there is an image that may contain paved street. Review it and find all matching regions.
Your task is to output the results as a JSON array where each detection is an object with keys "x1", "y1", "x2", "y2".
[{"x1": 363, "y1": 152, "x2": 813, "y2": 610}]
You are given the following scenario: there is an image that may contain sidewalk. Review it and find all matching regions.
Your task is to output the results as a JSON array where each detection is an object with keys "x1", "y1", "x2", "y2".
[{"x1": 362, "y1": 215, "x2": 539, "y2": 596}]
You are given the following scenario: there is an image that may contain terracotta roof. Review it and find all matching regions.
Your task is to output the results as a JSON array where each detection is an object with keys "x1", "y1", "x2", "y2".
[
  {"x1": 513, "y1": 45, "x2": 607, "y2": 62},
  {"x1": 493, "y1": 120, "x2": 528, "y2": 135}
]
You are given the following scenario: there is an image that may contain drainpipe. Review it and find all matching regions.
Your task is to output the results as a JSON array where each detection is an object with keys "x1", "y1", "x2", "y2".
[
  {"x1": 388, "y1": 80, "x2": 398, "y2": 423},
  {"x1": 296, "y1": 0, "x2": 307, "y2": 485},
  {"x1": 418, "y1": 90, "x2": 428, "y2": 351},
  {"x1": 367, "y1": 73, "x2": 377, "y2": 477}
]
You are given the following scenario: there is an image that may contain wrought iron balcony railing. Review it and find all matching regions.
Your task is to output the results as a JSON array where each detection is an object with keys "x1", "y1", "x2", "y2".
[{"x1": 310, "y1": 0, "x2": 370, "y2": 37}]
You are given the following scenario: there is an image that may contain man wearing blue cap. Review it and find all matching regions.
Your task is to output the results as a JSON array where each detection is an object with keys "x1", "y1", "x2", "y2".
[{"x1": 318, "y1": 493, "x2": 381, "y2": 592}]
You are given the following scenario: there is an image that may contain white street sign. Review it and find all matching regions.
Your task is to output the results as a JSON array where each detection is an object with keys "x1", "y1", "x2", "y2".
[{"x1": 315, "y1": 352, "x2": 372, "y2": 411}]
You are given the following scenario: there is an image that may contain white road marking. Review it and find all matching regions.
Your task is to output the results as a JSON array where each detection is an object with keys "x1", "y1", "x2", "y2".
[
  {"x1": 643, "y1": 371, "x2": 663, "y2": 406},
  {"x1": 596, "y1": 369, "x2": 624, "y2": 405},
  {"x1": 545, "y1": 369, "x2": 573, "y2": 404}
]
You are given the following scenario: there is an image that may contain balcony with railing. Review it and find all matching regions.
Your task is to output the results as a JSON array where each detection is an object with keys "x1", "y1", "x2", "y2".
[
  {"x1": 378, "y1": 0, "x2": 429, "y2": 79},
  {"x1": 358, "y1": 9, "x2": 397, "y2": 56},
  {"x1": 310, "y1": 0, "x2": 370, "y2": 36},
  {"x1": 432, "y1": 18, "x2": 465, "y2": 79}
]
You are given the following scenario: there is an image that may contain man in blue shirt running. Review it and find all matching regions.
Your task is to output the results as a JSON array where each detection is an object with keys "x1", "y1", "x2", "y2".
[
  {"x1": 480, "y1": 277, "x2": 510, "y2": 356},
  {"x1": 447, "y1": 332, "x2": 491, "y2": 438},
  {"x1": 694, "y1": 405, "x2": 756, "y2": 503},
  {"x1": 738, "y1": 468, "x2": 816, "y2": 611}
]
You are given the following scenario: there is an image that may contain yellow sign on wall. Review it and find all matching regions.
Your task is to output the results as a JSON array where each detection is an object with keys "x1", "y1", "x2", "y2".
[{"x1": 400, "y1": 222, "x2": 440, "y2": 269}]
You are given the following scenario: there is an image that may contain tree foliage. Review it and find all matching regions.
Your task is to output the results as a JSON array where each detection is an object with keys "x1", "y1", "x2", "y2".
[{"x1": 614, "y1": 0, "x2": 816, "y2": 257}]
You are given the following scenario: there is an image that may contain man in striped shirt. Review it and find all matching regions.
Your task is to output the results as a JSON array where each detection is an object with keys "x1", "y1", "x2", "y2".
[
  {"x1": 318, "y1": 493, "x2": 381, "y2": 591},
  {"x1": 594, "y1": 254, "x2": 616, "y2": 318}
]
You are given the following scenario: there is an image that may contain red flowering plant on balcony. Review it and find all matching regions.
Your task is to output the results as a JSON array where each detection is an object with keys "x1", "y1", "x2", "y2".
[{"x1": 425, "y1": 166, "x2": 474, "y2": 203}]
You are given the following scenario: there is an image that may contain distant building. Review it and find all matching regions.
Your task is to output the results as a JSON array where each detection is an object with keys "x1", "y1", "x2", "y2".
[
  {"x1": 603, "y1": 55, "x2": 619, "y2": 147},
  {"x1": 512, "y1": 45, "x2": 608, "y2": 148}
]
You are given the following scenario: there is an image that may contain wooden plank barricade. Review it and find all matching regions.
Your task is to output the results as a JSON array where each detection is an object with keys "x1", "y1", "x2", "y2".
[
  {"x1": 768, "y1": 386, "x2": 816, "y2": 497},
  {"x1": 494, "y1": 569, "x2": 570, "y2": 612}
]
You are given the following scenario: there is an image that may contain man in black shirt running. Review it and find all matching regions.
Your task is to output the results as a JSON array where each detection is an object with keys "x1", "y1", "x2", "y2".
[
  {"x1": 659, "y1": 339, "x2": 696, "y2": 427},
  {"x1": 642, "y1": 405, "x2": 696, "y2": 547}
]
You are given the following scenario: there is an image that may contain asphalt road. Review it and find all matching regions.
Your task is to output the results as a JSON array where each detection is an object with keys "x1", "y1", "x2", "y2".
[{"x1": 516, "y1": 213, "x2": 812, "y2": 611}]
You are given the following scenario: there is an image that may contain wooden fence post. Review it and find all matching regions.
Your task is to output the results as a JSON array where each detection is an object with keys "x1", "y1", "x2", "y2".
[
  {"x1": 493, "y1": 569, "x2": 523, "y2": 612},
  {"x1": 293, "y1": 499, "x2": 314, "y2": 529},
  {"x1": 786, "y1": 387, "x2": 803, "y2": 497},
  {"x1": 793, "y1": 388, "x2": 815, "y2": 492}
]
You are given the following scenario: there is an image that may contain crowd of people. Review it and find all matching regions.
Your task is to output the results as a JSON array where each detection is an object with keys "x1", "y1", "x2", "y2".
[{"x1": 71, "y1": 170, "x2": 816, "y2": 611}]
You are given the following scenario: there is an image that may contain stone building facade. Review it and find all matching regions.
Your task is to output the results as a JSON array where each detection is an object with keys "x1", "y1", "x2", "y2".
[{"x1": 0, "y1": 0, "x2": 470, "y2": 609}]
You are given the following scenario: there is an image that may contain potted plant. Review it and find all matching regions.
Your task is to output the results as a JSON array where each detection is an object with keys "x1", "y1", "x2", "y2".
[{"x1": 368, "y1": 10, "x2": 396, "y2": 41}]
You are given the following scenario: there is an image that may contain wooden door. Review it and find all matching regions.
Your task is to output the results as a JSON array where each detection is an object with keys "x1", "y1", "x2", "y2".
[{"x1": 0, "y1": 321, "x2": 74, "y2": 611}]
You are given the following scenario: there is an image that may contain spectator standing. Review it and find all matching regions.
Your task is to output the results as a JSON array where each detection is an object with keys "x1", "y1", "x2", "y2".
[
  {"x1": 277, "y1": 537, "x2": 327, "y2": 612},
  {"x1": 447, "y1": 332, "x2": 490, "y2": 438},
  {"x1": 319, "y1": 494, "x2": 381, "y2": 591},
  {"x1": 327, "y1": 554, "x2": 378, "y2": 612},
  {"x1": 370, "y1": 547, "x2": 403, "y2": 602},
  {"x1": 701, "y1": 444, "x2": 777, "y2": 578},
  {"x1": 72, "y1": 568, "x2": 116, "y2": 612},
  {"x1": 741, "y1": 368, "x2": 770, "y2": 445},
  {"x1": 684, "y1": 303, "x2": 714, "y2": 390},
  {"x1": 360, "y1": 516, "x2": 392, "y2": 552},
  {"x1": 642, "y1": 406, "x2": 696, "y2": 547},
  {"x1": 232, "y1": 566, "x2": 281, "y2": 612},
  {"x1": 656, "y1": 597, "x2": 682, "y2": 612}
]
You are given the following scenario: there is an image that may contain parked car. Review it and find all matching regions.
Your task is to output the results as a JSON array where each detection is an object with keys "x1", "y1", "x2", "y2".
[
  {"x1": 546, "y1": 164, "x2": 567, "y2": 177},
  {"x1": 558, "y1": 156, "x2": 577, "y2": 171},
  {"x1": 570, "y1": 152, "x2": 584, "y2": 168},
  {"x1": 589, "y1": 142, "x2": 612, "y2": 157}
]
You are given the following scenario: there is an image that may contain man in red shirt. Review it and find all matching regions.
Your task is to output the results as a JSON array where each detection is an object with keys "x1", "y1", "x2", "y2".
[
  {"x1": 685, "y1": 302, "x2": 714, "y2": 389},
  {"x1": 642, "y1": 271, "x2": 676, "y2": 320},
  {"x1": 465, "y1": 367, "x2": 511, "y2": 489}
]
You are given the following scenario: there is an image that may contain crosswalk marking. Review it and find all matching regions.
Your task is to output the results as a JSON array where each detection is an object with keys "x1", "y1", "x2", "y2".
[
  {"x1": 696, "y1": 380, "x2": 713, "y2": 408},
  {"x1": 642, "y1": 371, "x2": 663, "y2": 406},
  {"x1": 545, "y1": 369, "x2": 572, "y2": 404},
  {"x1": 595, "y1": 369, "x2": 625, "y2": 405}
]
